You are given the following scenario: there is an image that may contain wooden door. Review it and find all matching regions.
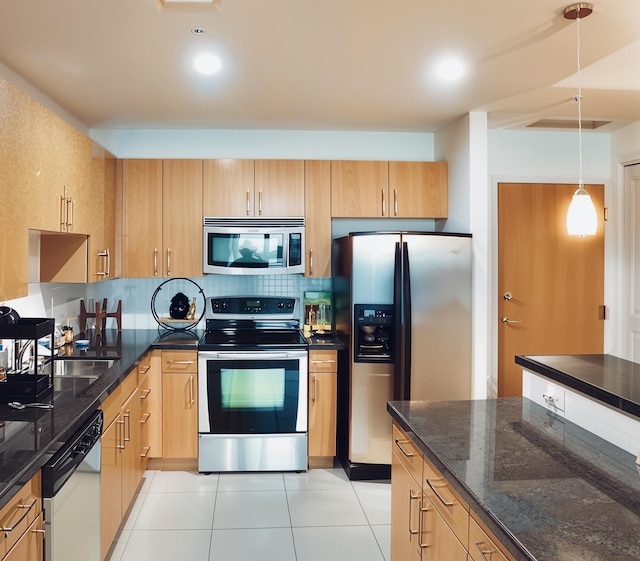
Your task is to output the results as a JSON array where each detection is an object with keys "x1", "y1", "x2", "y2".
[
  {"x1": 162, "y1": 160, "x2": 203, "y2": 277},
  {"x1": 122, "y1": 159, "x2": 162, "y2": 277},
  {"x1": 120, "y1": 388, "x2": 142, "y2": 515},
  {"x1": 331, "y1": 160, "x2": 389, "y2": 217},
  {"x1": 203, "y1": 159, "x2": 255, "y2": 216},
  {"x1": 498, "y1": 182, "x2": 605, "y2": 397},
  {"x1": 255, "y1": 159, "x2": 305, "y2": 216},
  {"x1": 308, "y1": 372, "x2": 337, "y2": 457},
  {"x1": 390, "y1": 452, "x2": 421, "y2": 561},
  {"x1": 304, "y1": 160, "x2": 332, "y2": 277},
  {"x1": 389, "y1": 161, "x2": 448, "y2": 218}
]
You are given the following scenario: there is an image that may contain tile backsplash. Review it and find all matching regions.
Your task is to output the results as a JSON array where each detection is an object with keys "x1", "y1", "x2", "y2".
[{"x1": 6, "y1": 275, "x2": 331, "y2": 332}]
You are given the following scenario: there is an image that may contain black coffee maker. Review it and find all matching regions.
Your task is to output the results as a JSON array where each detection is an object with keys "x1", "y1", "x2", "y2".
[{"x1": 353, "y1": 304, "x2": 394, "y2": 362}]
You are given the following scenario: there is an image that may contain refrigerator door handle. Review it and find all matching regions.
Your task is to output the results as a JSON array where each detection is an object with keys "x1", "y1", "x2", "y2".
[
  {"x1": 393, "y1": 242, "x2": 403, "y2": 400},
  {"x1": 402, "y1": 241, "x2": 412, "y2": 400}
]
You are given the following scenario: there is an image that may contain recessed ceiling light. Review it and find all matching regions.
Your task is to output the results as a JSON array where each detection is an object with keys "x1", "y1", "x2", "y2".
[
  {"x1": 435, "y1": 56, "x2": 465, "y2": 82},
  {"x1": 194, "y1": 52, "x2": 222, "y2": 75},
  {"x1": 192, "y1": 27, "x2": 205, "y2": 35}
]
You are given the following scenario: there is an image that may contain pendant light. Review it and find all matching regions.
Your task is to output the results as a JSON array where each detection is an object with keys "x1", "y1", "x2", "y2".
[{"x1": 564, "y1": 3, "x2": 598, "y2": 237}]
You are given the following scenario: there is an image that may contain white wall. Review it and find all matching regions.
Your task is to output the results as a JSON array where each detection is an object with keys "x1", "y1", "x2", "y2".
[{"x1": 90, "y1": 128, "x2": 436, "y2": 161}]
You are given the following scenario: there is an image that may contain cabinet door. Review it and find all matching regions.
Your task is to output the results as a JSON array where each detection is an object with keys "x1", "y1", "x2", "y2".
[
  {"x1": 308, "y1": 371, "x2": 337, "y2": 457},
  {"x1": 101, "y1": 416, "x2": 122, "y2": 560},
  {"x1": 331, "y1": 160, "x2": 389, "y2": 217},
  {"x1": 121, "y1": 388, "x2": 142, "y2": 515},
  {"x1": 255, "y1": 159, "x2": 305, "y2": 216},
  {"x1": 4, "y1": 513, "x2": 44, "y2": 561},
  {"x1": 304, "y1": 160, "x2": 331, "y2": 277},
  {"x1": 389, "y1": 161, "x2": 448, "y2": 218},
  {"x1": 122, "y1": 159, "x2": 163, "y2": 277},
  {"x1": 203, "y1": 159, "x2": 255, "y2": 216},
  {"x1": 420, "y1": 494, "x2": 467, "y2": 561},
  {"x1": 391, "y1": 451, "x2": 421, "y2": 561},
  {"x1": 162, "y1": 160, "x2": 203, "y2": 277},
  {"x1": 148, "y1": 351, "x2": 164, "y2": 458},
  {"x1": 162, "y1": 372, "x2": 198, "y2": 459},
  {"x1": 89, "y1": 155, "x2": 117, "y2": 281}
]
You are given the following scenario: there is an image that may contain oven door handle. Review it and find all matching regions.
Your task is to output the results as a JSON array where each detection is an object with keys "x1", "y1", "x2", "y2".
[{"x1": 207, "y1": 352, "x2": 296, "y2": 360}]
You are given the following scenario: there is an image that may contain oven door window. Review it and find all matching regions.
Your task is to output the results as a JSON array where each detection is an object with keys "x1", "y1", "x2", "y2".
[
  {"x1": 207, "y1": 232, "x2": 284, "y2": 270},
  {"x1": 206, "y1": 359, "x2": 301, "y2": 433}
]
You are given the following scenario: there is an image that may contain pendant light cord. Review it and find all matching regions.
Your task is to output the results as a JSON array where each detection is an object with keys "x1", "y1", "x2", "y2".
[{"x1": 576, "y1": 14, "x2": 584, "y2": 189}]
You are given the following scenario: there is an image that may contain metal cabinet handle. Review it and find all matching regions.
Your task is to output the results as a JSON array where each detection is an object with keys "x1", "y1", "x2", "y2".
[
  {"x1": 311, "y1": 375, "x2": 317, "y2": 402},
  {"x1": 258, "y1": 188, "x2": 263, "y2": 215},
  {"x1": 381, "y1": 188, "x2": 386, "y2": 216},
  {"x1": 154, "y1": 248, "x2": 158, "y2": 276},
  {"x1": 167, "y1": 247, "x2": 171, "y2": 277},
  {"x1": 117, "y1": 419, "x2": 125, "y2": 449},
  {"x1": 139, "y1": 365, "x2": 151, "y2": 375},
  {"x1": 246, "y1": 189, "x2": 250, "y2": 215},
  {"x1": 543, "y1": 393, "x2": 558, "y2": 404},
  {"x1": 309, "y1": 248, "x2": 313, "y2": 276},
  {"x1": 60, "y1": 194, "x2": 67, "y2": 231},
  {"x1": 418, "y1": 499, "x2": 431, "y2": 550},
  {"x1": 97, "y1": 249, "x2": 110, "y2": 277},
  {"x1": 189, "y1": 375, "x2": 195, "y2": 406},
  {"x1": 311, "y1": 360, "x2": 336, "y2": 365},
  {"x1": 501, "y1": 317, "x2": 522, "y2": 324},
  {"x1": 393, "y1": 188, "x2": 398, "y2": 216},
  {"x1": 426, "y1": 478, "x2": 455, "y2": 507},
  {"x1": 2, "y1": 499, "x2": 37, "y2": 534},
  {"x1": 140, "y1": 412, "x2": 151, "y2": 424},
  {"x1": 475, "y1": 541, "x2": 496, "y2": 561},
  {"x1": 168, "y1": 360, "x2": 194, "y2": 366},
  {"x1": 408, "y1": 490, "x2": 420, "y2": 537},
  {"x1": 140, "y1": 388, "x2": 151, "y2": 399},
  {"x1": 67, "y1": 197, "x2": 74, "y2": 231},
  {"x1": 395, "y1": 438, "x2": 416, "y2": 458},
  {"x1": 140, "y1": 446, "x2": 151, "y2": 458},
  {"x1": 124, "y1": 410, "x2": 131, "y2": 442}
]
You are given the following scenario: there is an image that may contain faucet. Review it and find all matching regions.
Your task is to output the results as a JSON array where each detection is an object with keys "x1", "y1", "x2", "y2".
[{"x1": 14, "y1": 340, "x2": 33, "y2": 372}]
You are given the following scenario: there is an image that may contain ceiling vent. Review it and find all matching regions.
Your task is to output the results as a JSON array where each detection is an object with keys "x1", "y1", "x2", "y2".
[
  {"x1": 526, "y1": 118, "x2": 611, "y2": 130},
  {"x1": 153, "y1": 0, "x2": 222, "y2": 12}
]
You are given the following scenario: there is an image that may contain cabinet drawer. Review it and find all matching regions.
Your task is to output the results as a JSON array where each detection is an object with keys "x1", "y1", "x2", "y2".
[
  {"x1": 522, "y1": 370, "x2": 565, "y2": 414},
  {"x1": 308, "y1": 350, "x2": 337, "y2": 373},
  {"x1": 392, "y1": 424, "x2": 422, "y2": 485},
  {"x1": 469, "y1": 515, "x2": 515, "y2": 561},
  {"x1": 161, "y1": 351, "x2": 197, "y2": 373},
  {"x1": 0, "y1": 472, "x2": 41, "y2": 556},
  {"x1": 423, "y1": 455, "x2": 468, "y2": 546}
]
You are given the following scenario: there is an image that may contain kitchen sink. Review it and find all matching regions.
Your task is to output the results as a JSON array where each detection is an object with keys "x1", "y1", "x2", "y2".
[{"x1": 53, "y1": 359, "x2": 117, "y2": 379}]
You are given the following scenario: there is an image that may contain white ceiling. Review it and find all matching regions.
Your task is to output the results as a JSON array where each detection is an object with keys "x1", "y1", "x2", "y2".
[{"x1": 0, "y1": 0, "x2": 638, "y2": 133}]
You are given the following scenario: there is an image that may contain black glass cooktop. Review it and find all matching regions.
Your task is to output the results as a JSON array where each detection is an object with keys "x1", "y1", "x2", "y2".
[{"x1": 199, "y1": 329, "x2": 307, "y2": 351}]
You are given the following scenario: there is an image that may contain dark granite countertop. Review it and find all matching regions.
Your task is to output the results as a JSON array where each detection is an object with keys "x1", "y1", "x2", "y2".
[
  {"x1": 516, "y1": 354, "x2": 640, "y2": 419},
  {"x1": 388, "y1": 398, "x2": 640, "y2": 561},
  {"x1": 0, "y1": 328, "x2": 201, "y2": 510},
  {"x1": 304, "y1": 332, "x2": 346, "y2": 350}
]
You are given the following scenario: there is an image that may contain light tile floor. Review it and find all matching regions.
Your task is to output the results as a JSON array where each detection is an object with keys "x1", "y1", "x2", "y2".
[{"x1": 108, "y1": 468, "x2": 391, "y2": 561}]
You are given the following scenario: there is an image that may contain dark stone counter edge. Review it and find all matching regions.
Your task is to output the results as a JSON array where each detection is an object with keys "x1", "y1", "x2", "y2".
[
  {"x1": 0, "y1": 335, "x2": 200, "y2": 511},
  {"x1": 515, "y1": 355, "x2": 640, "y2": 419},
  {"x1": 387, "y1": 402, "x2": 535, "y2": 561}
]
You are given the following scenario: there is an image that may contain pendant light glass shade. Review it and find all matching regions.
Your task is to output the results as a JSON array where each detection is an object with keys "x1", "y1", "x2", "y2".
[{"x1": 566, "y1": 186, "x2": 597, "y2": 236}]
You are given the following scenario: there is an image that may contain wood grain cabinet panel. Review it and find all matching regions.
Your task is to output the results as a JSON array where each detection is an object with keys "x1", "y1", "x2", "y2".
[
  {"x1": 388, "y1": 161, "x2": 447, "y2": 218},
  {"x1": 308, "y1": 350, "x2": 337, "y2": 462},
  {"x1": 331, "y1": 160, "x2": 389, "y2": 217},
  {"x1": 304, "y1": 160, "x2": 332, "y2": 277}
]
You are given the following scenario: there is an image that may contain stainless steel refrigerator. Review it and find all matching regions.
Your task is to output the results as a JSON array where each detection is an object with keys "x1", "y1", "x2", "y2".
[{"x1": 333, "y1": 231, "x2": 472, "y2": 480}]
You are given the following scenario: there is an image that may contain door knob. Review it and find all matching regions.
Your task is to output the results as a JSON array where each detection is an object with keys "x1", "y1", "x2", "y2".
[
  {"x1": 503, "y1": 292, "x2": 513, "y2": 301},
  {"x1": 501, "y1": 317, "x2": 522, "y2": 324}
]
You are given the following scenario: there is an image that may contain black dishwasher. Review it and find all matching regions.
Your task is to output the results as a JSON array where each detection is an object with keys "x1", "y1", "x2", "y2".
[{"x1": 42, "y1": 409, "x2": 103, "y2": 561}]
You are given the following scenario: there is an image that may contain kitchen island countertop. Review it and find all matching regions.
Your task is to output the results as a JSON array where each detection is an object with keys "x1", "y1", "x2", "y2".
[{"x1": 388, "y1": 397, "x2": 640, "y2": 561}]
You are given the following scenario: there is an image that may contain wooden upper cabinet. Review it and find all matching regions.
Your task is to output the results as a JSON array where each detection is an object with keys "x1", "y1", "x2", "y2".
[
  {"x1": 254, "y1": 159, "x2": 304, "y2": 216},
  {"x1": 331, "y1": 160, "x2": 389, "y2": 218},
  {"x1": 304, "y1": 160, "x2": 331, "y2": 277},
  {"x1": 203, "y1": 159, "x2": 255, "y2": 216},
  {"x1": 203, "y1": 159, "x2": 304, "y2": 217},
  {"x1": 162, "y1": 159, "x2": 203, "y2": 278},
  {"x1": 389, "y1": 161, "x2": 448, "y2": 218},
  {"x1": 332, "y1": 160, "x2": 448, "y2": 219},
  {"x1": 122, "y1": 159, "x2": 163, "y2": 278},
  {"x1": 121, "y1": 159, "x2": 202, "y2": 278}
]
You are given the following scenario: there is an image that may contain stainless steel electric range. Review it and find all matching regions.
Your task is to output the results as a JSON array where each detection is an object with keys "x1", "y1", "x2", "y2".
[{"x1": 197, "y1": 296, "x2": 308, "y2": 472}]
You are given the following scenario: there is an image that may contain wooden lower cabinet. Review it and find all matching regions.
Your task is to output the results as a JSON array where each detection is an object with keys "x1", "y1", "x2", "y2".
[
  {"x1": 100, "y1": 369, "x2": 143, "y2": 560},
  {"x1": 4, "y1": 514, "x2": 44, "y2": 561},
  {"x1": 0, "y1": 472, "x2": 43, "y2": 561},
  {"x1": 161, "y1": 351, "x2": 198, "y2": 459},
  {"x1": 391, "y1": 422, "x2": 516, "y2": 561},
  {"x1": 307, "y1": 350, "x2": 337, "y2": 467}
]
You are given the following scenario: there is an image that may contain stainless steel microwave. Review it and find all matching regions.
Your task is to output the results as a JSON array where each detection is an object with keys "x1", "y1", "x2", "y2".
[{"x1": 203, "y1": 217, "x2": 305, "y2": 275}]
